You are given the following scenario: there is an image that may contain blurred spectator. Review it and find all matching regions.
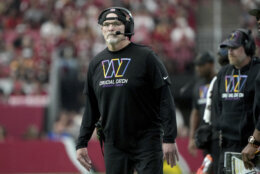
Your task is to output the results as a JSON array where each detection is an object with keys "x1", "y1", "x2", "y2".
[
  {"x1": 40, "y1": 16, "x2": 62, "y2": 41},
  {"x1": 170, "y1": 17, "x2": 195, "y2": 44},
  {"x1": 10, "y1": 79, "x2": 25, "y2": 96},
  {"x1": 132, "y1": 9, "x2": 155, "y2": 44},
  {"x1": 23, "y1": 124, "x2": 40, "y2": 140},
  {"x1": 47, "y1": 111, "x2": 72, "y2": 140},
  {"x1": 29, "y1": 81, "x2": 48, "y2": 95},
  {"x1": 0, "y1": 78, "x2": 13, "y2": 95},
  {"x1": 0, "y1": 29, "x2": 13, "y2": 78},
  {"x1": 2, "y1": 0, "x2": 21, "y2": 30},
  {"x1": 169, "y1": 16, "x2": 195, "y2": 73},
  {"x1": 24, "y1": 0, "x2": 47, "y2": 29},
  {"x1": 58, "y1": 42, "x2": 82, "y2": 112},
  {"x1": 65, "y1": 111, "x2": 84, "y2": 142}
]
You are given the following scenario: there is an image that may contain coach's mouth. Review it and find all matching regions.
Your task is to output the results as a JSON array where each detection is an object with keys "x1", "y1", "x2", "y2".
[{"x1": 107, "y1": 33, "x2": 116, "y2": 37}]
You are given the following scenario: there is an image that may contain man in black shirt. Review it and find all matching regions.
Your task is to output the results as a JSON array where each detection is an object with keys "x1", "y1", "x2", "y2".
[
  {"x1": 201, "y1": 48, "x2": 229, "y2": 174},
  {"x1": 215, "y1": 28, "x2": 260, "y2": 173},
  {"x1": 188, "y1": 51, "x2": 216, "y2": 157},
  {"x1": 76, "y1": 7, "x2": 179, "y2": 174}
]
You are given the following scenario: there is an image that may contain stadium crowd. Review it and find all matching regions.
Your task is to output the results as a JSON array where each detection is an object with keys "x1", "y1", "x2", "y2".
[
  {"x1": 0, "y1": 0, "x2": 197, "y2": 98},
  {"x1": 0, "y1": 0, "x2": 198, "y2": 141}
]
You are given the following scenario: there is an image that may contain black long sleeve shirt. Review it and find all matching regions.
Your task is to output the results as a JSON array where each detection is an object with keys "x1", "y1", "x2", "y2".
[
  {"x1": 215, "y1": 58, "x2": 260, "y2": 143},
  {"x1": 76, "y1": 43, "x2": 177, "y2": 150}
]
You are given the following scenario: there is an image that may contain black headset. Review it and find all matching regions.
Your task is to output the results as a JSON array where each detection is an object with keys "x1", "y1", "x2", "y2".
[
  {"x1": 98, "y1": 7, "x2": 134, "y2": 38},
  {"x1": 235, "y1": 28, "x2": 256, "y2": 56}
]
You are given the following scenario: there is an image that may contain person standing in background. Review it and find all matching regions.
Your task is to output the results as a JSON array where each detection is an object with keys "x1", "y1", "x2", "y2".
[
  {"x1": 188, "y1": 51, "x2": 216, "y2": 157},
  {"x1": 215, "y1": 28, "x2": 260, "y2": 173},
  {"x1": 202, "y1": 47, "x2": 229, "y2": 174}
]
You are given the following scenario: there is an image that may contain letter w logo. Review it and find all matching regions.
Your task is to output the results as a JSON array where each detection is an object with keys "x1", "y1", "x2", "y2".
[
  {"x1": 102, "y1": 58, "x2": 131, "y2": 78},
  {"x1": 225, "y1": 75, "x2": 247, "y2": 92},
  {"x1": 199, "y1": 85, "x2": 209, "y2": 99}
]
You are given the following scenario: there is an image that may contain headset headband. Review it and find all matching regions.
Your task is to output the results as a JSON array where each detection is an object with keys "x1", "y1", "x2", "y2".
[
  {"x1": 98, "y1": 7, "x2": 133, "y2": 25},
  {"x1": 236, "y1": 28, "x2": 255, "y2": 56}
]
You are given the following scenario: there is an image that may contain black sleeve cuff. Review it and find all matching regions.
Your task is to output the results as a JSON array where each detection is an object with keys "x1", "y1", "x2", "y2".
[
  {"x1": 163, "y1": 136, "x2": 175, "y2": 143},
  {"x1": 76, "y1": 143, "x2": 88, "y2": 150}
]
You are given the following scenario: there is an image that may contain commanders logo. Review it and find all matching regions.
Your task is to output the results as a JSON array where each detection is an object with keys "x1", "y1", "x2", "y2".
[
  {"x1": 225, "y1": 75, "x2": 247, "y2": 92},
  {"x1": 198, "y1": 85, "x2": 209, "y2": 105},
  {"x1": 102, "y1": 58, "x2": 131, "y2": 78},
  {"x1": 99, "y1": 58, "x2": 131, "y2": 87},
  {"x1": 222, "y1": 75, "x2": 248, "y2": 100}
]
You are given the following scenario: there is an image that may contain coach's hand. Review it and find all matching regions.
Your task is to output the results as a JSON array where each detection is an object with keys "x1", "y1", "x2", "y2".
[
  {"x1": 76, "y1": 148, "x2": 92, "y2": 171},
  {"x1": 163, "y1": 143, "x2": 179, "y2": 167},
  {"x1": 241, "y1": 144, "x2": 257, "y2": 170}
]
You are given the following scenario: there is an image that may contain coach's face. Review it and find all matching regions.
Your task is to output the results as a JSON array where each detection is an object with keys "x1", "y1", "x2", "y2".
[
  {"x1": 228, "y1": 46, "x2": 247, "y2": 69},
  {"x1": 101, "y1": 13, "x2": 126, "y2": 45}
]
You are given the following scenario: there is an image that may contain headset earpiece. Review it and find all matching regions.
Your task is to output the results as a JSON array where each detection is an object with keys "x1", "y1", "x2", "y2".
[{"x1": 236, "y1": 28, "x2": 256, "y2": 56}]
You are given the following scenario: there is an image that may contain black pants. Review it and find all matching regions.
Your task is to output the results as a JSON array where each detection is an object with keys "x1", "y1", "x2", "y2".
[
  {"x1": 104, "y1": 133, "x2": 163, "y2": 174},
  {"x1": 217, "y1": 140, "x2": 243, "y2": 174}
]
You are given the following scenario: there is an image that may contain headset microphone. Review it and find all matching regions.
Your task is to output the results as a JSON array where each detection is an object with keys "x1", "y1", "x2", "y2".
[{"x1": 115, "y1": 31, "x2": 134, "y2": 36}]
